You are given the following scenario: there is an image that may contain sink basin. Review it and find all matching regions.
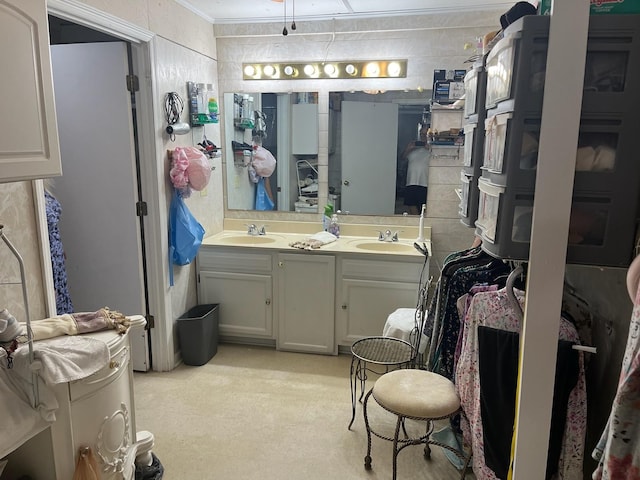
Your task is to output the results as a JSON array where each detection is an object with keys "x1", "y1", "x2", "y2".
[
  {"x1": 217, "y1": 235, "x2": 279, "y2": 245},
  {"x1": 353, "y1": 242, "x2": 416, "y2": 253}
]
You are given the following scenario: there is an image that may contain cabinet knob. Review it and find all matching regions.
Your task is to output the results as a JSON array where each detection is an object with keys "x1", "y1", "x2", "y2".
[
  {"x1": 278, "y1": 262, "x2": 284, "y2": 268},
  {"x1": 342, "y1": 304, "x2": 348, "y2": 310},
  {"x1": 343, "y1": 180, "x2": 350, "y2": 186},
  {"x1": 109, "y1": 360, "x2": 120, "y2": 369},
  {"x1": 266, "y1": 299, "x2": 271, "y2": 305}
]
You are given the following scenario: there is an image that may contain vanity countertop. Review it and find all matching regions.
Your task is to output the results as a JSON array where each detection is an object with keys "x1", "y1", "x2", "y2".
[{"x1": 202, "y1": 220, "x2": 431, "y2": 258}]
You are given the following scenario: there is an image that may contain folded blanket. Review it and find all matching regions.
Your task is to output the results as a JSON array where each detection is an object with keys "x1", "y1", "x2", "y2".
[{"x1": 289, "y1": 231, "x2": 337, "y2": 250}]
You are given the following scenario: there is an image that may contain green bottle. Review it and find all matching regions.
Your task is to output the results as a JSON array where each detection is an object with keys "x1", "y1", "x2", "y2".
[{"x1": 323, "y1": 204, "x2": 334, "y2": 231}]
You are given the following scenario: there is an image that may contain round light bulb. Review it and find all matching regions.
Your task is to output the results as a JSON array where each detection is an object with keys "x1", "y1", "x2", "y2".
[
  {"x1": 364, "y1": 62, "x2": 380, "y2": 77},
  {"x1": 323, "y1": 64, "x2": 336, "y2": 76},
  {"x1": 243, "y1": 65, "x2": 256, "y2": 77},
  {"x1": 263, "y1": 65, "x2": 276, "y2": 77},
  {"x1": 284, "y1": 65, "x2": 294, "y2": 76},
  {"x1": 387, "y1": 62, "x2": 402, "y2": 77},
  {"x1": 345, "y1": 64, "x2": 356, "y2": 76},
  {"x1": 303, "y1": 64, "x2": 316, "y2": 76}
]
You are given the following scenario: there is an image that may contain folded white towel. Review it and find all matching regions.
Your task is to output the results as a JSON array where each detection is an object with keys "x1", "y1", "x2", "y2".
[
  {"x1": 12, "y1": 335, "x2": 110, "y2": 385},
  {"x1": 289, "y1": 231, "x2": 337, "y2": 250}
]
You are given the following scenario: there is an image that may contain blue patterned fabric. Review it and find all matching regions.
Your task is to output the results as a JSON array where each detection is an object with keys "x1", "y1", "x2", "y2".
[{"x1": 45, "y1": 191, "x2": 74, "y2": 314}]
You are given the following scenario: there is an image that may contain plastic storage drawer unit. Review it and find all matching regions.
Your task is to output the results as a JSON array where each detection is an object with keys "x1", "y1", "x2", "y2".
[
  {"x1": 482, "y1": 109, "x2": 634, "y2": 195},
  {"x1": 476, "y1": 177, "x2": 638, "y2": 267},
  {"x1": 485, "y1": 14, "x2": 640, "y2": 115},
  {"x1": 464, "y1": 63, "x2": 487, "y2": 119}
]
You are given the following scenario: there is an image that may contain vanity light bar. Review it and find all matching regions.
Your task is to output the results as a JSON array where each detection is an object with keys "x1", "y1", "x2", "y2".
[{"x1": 242, "y1": 60, "x2": 407, "y2": 80}]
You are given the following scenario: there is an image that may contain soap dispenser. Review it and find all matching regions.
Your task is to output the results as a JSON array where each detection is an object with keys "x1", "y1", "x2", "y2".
[{"x1": 328, "y1": 213, "x2": 340, "y2": 238}]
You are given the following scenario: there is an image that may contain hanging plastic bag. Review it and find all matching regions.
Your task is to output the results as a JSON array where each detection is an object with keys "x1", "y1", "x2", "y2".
[
  {"x1": 72, "y1": 446, "x2": 100, "y2": 480},
  {"x1": 255, "y1": 177, "x2": 274, "y2": 211},
  {"x1": 169, "y1": 190, "x2": 205, "y2": 285},
  {"x1": 252, "y1": 145, "x2": 276, "y2": 177}
]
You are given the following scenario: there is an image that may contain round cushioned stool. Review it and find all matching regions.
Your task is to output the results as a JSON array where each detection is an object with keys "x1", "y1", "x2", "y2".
[{"x1": 363, "y1": 369, "x2": 471, "y2": 480}]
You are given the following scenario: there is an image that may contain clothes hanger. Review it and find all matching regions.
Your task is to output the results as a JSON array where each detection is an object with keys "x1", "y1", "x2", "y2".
[{"x1": 505, "y1": 263, "x2": 525, "y2": 320}]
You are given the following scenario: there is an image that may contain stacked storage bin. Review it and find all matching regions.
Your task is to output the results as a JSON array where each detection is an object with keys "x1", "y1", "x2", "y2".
[
  {"x1": 459, "y1": 59, "x2": 487, "y2": 227},
  {"x1": 474, "y1": 14, "x2": 640, "y2": 266}
]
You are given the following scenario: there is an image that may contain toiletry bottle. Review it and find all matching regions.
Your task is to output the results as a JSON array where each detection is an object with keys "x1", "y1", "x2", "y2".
[
  {"x1": 323, "y1": 204, "x2": 334, "y2": 231},
  {"x1": 416, "y1": 204, "x2": 426, "y2": 242},
  {"x1": 328, "y1": 213, "x2": 340, "y2": 238},
  {"x1": 208, "y1": 95, "x2": 219, "y2": 123}
]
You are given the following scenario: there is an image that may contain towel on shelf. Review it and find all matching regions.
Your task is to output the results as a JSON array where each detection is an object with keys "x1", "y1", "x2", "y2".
[
  {"x1": 289, "y1": 231, "x2": 337, "y2": 250},
  {"x1": 11, "y1": 335, "x2": 110, "y2": 385}
]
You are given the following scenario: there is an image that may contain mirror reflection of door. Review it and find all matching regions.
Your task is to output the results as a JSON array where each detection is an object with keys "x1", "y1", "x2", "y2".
[
  {"x1": 341, "y1": 101, "x2": 398, "y2": 215},
  {"x1": 329, "y1": 91, "x2": 431, "y2": 216}
]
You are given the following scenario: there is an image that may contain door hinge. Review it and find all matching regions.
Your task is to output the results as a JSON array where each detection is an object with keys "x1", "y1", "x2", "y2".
[
  {"x1": 136, "y1": 201, "x2": 148, "y2": 217},
  {"x1": 126, "y1": 74, "x2": 139, "y2": 93},
  {"x1": 145, "y1": 314, "x2": 155, "y2": 328}
]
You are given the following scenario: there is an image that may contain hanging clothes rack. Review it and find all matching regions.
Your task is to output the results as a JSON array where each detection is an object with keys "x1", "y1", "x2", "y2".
[{"x1": 505, "y1": 261, "x2": 596, "y2": 354}]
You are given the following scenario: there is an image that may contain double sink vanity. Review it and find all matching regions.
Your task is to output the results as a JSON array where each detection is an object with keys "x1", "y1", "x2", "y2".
[{"x1": 197, "y1": 219, "x2": 431, "y2": 355}]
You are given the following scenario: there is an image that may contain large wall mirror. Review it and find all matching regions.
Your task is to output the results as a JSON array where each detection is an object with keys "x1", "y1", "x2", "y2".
[
  {"x1": 329, "y1": 90, "x2": 432, "y2": 216},
  {"x1": 223, "y1": 90, "x2": 432, "y2": 216},
  {"x1": 224, "y1": 92, "x2": 320, "y2": 213}
]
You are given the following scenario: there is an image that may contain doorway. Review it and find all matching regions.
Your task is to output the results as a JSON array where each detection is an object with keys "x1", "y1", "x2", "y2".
[{"x1": 47, "y1": 16, "x2": 151, "y2": 371}]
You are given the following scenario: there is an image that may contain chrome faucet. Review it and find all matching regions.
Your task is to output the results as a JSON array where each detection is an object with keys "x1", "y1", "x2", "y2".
[
  {"x1": 378, "y1": 230, "x2": 399, "y2": 242},
  {"x1": 246, "y1": 224, "x2": 266, "y2": 236}
]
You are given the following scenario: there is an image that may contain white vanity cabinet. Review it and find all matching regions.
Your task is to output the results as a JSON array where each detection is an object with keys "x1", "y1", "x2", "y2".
[
  {"x1": 335, "y1": 256, "x2": 426, "y2": 347},
  {"x1": 197, "y1": 248, "x2": 274, "y2": 341},
  {"x1": 276, "y1": 253, "x2": 336, "y2": 354},
  {"x1": 3, "y1": 319, "x2": 145, "y2": 480},
  {"x1": 0, "y1": 0, "x2": 62, "y2": 183}
]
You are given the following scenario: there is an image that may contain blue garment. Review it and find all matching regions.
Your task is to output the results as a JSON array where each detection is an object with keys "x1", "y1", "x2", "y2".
[{"x1": 45, "y1": 191, "x2": 74, "y2": 314}]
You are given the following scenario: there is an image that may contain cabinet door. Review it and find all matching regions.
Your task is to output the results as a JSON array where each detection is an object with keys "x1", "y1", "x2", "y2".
[
  {"x1": 336, "y1": 256, "x2": 426, "y2": 347},
  {"x1": 199, "y1": 270, "x2": 273, "y2": 339},
  {"x1": 0, "y1": 0, "x2": 62, "y2": 182},
  {"x1": 277, "y1": 253, "x2": 336, "y2": 354},
  {"x1": 338, "y1": 278, "x2": 419, "y2": 346}
]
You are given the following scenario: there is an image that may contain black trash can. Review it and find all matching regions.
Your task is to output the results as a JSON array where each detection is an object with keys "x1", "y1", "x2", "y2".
[{"x1": 177, "y1": 304, "x2": 219, "y2": 366}]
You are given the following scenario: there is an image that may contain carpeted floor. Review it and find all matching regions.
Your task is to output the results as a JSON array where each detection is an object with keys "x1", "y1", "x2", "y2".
[{"x1": 133, "y1": 343, "x2": 474, "y2": 479}]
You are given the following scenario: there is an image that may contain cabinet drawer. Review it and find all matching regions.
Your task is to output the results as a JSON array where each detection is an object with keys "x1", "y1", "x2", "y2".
[
  {"x1": 69, "y1": 341, "x2": 129, "y2": 402},
  {"x1": 198, "y1": 248, "x2": 272, "y2": 274},
  {"x1": 340, "y1": 257, "x2": 424, "y2": 283}
]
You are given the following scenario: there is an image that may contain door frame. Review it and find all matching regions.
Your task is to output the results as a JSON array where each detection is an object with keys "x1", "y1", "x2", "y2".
[{"x1": 33, "y1": 0, "x2": 174, "y2": 371}]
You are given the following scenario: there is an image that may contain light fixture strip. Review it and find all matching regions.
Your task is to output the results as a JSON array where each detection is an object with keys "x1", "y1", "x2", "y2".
[{"x1": 242, "y1": 60, "x2": 407, "y2": 80}]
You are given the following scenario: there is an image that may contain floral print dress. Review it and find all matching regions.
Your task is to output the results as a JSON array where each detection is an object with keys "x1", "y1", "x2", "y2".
[
  {"x1": 45, "y1": 191, "x2": 74, "y2": 314},
  {"x1": 592, "y1": 282, "x2": 640, "y2": 479}
]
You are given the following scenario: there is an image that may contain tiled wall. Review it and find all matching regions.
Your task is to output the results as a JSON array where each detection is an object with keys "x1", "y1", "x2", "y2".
[{"x1": 214, "y1": 11, "x2": 502, "y2": 274}]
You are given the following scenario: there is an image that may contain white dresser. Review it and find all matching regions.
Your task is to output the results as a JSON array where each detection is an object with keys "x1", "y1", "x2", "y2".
[{"x1": 2, "y1": 316, "x2": 147, "y2": 480}]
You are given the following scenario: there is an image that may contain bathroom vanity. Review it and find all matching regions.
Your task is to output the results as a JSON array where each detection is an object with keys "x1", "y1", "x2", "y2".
[{"x1": 196, "y1": 221, "x2": 430, "y2": 354}]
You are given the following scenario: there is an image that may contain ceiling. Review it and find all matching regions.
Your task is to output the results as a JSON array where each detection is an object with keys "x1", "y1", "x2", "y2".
[{"x1": 175, "y1": 0, "x2": 522, "y2": 25}]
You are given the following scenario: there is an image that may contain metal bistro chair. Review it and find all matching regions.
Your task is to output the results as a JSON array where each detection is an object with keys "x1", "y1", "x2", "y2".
[
  {"x1": 348, "y1": 243, "x2": 431, "y2": 430},
  {"x1": 358, "y1": 247, "x2": 472, "y2": 479}
]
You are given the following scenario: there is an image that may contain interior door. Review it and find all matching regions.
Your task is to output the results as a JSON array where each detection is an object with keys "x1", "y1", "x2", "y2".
[
  {"x1": 341, "y1": 101, "x2": 398, "y2": 215},
  {"x1": 49, "y1": 43, "x2": 145, "y2": 320}
]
